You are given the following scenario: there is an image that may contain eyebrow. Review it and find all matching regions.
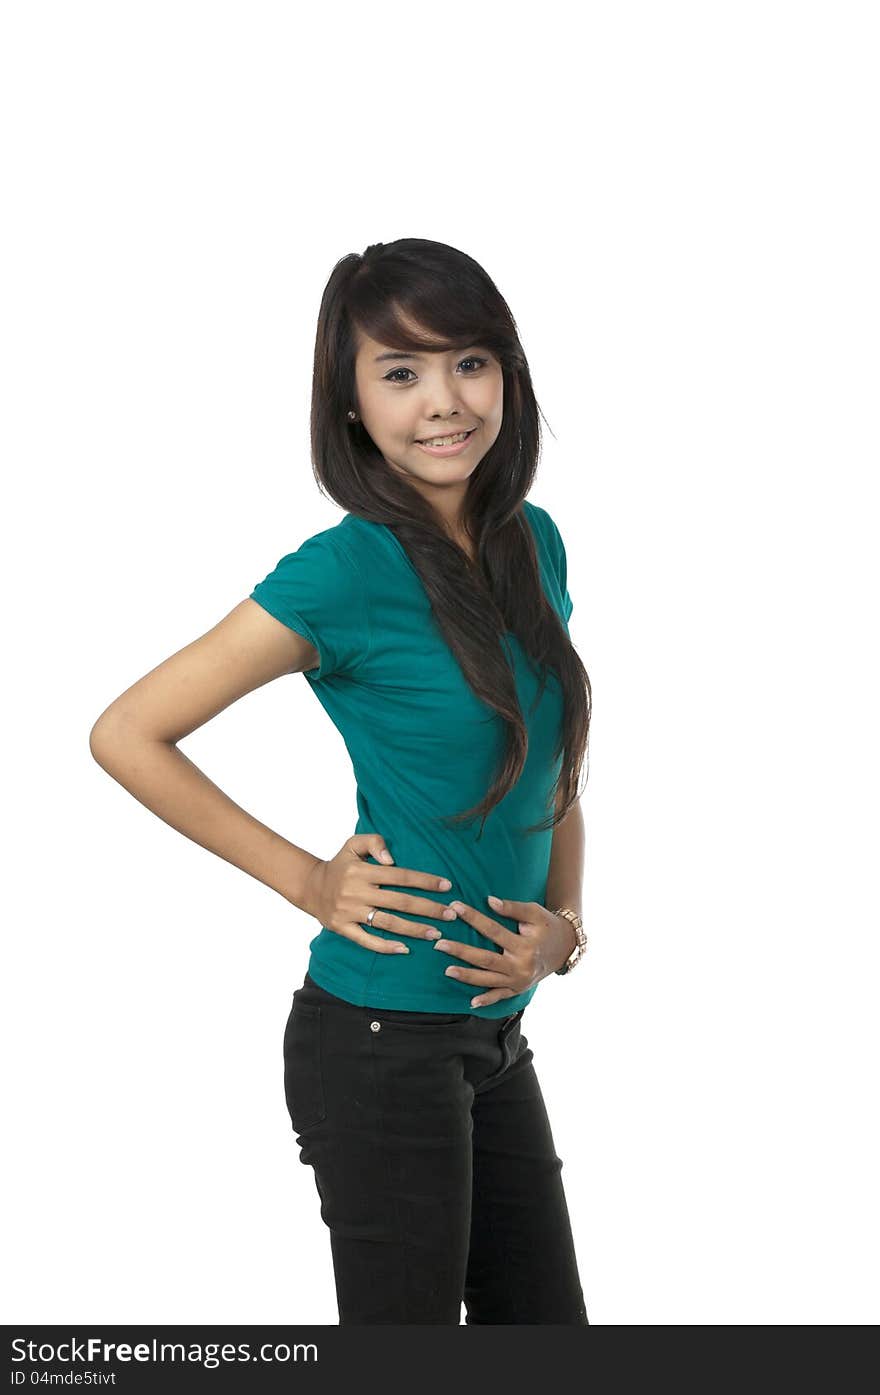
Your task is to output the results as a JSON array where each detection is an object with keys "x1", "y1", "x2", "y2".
[{"x1": 373, "y1": 344, "x2": 482, "y2": 363}]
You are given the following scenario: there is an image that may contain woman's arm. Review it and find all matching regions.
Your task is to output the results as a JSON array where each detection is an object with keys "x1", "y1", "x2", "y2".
[
  {"x1": 544, "y1": 790, "x2": 585, "y2": 921},
  {"x1": 89, "y1": 599, "x2": 324, "y2": 910}
]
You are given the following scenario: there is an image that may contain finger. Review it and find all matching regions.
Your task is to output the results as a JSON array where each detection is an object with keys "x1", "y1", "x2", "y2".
[
  {"x1": 432, "y1": 939, "x2": 501, "y2": 969},
  {"x1": 470, "y1": 989, "x2": 517, "y2": 1008},
  {"x1": 374, "y1": 888, "x2": 460, "y2": 922},
  {"x1": 349, "y1": 834, "x2": 395, "y2": 865},
  {"x1": 358, "y1": 906, "x2": 449, "y2": 942},
  {"x1": 344, "y1": 923, "x2": 413, "y2": 955},
  {"x1": 486, "y1": 894, "x2": 537, "y2": 921},
  {"x1": 447, "y1": 900, "x2": 519, "y2": 948},
  {"x1": 440, "y1": 963, "x2": 511, "y2": 988},
  {"x1": 367, "y1": 862, "x2": 454, "y2": 894}
]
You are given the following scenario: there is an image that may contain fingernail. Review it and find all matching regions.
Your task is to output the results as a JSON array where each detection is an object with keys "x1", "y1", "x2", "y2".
[
  {"x1": 442, "y1": 907, "x2": 458, "y2": 920},
  {"x1": 381, "y1": 851, "x2": 393, "y2": 863},
  {"x1": 450, "y1": 901, "x2": 466, "y2": 913},
  {"x1": 393, "y1": 944, "x2": 409, "y2": 954},
  {"x1": 487, "y1": 895, "x2": 502, "y2": 908},
  {"x1": 438, "y1": 878, "x2": 452, "y2": 890},
  {"x1": 426, "y1": 929, "x2": 442, "y2": 940}
]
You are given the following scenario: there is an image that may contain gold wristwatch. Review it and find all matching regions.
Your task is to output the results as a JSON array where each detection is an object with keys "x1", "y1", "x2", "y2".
[{"x1": 552, "y1": 907, "x2": 588, "y2": 975}]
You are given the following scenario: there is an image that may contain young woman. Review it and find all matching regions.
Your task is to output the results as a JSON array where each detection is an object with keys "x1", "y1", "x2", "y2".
[{"x1": 90, "y1": 238, "x2": 593, "y2": 1325}]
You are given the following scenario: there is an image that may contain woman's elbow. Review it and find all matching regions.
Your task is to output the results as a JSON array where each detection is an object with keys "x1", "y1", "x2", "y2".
[{"x1": 89, "y1": 707, "x2": 144, "y2": 769}]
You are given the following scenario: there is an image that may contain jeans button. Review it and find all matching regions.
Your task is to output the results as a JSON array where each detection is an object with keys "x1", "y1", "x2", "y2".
[{"x1": 370, "y1": 1021, "x2": 381, "y2": 1033}]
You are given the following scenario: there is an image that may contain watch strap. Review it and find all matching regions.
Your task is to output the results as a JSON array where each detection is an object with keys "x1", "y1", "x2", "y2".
[{"x1": 552, "y1": 906, "x2": 588, "y2": 974}]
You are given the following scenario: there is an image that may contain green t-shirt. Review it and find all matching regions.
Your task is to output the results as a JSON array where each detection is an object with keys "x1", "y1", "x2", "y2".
[{"x1": 249, "y1": 498, "x2": 574, "y2": 1019}]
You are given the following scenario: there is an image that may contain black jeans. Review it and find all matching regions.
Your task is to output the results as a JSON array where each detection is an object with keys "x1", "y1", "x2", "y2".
[{"x1": 282, "y1": 971, "x2": 589, "y2": 1325}]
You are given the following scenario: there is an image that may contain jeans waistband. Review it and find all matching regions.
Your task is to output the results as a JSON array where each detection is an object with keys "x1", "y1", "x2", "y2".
[{"x1": 301, "y1": 973, "x2": 523, "y2": 1026}]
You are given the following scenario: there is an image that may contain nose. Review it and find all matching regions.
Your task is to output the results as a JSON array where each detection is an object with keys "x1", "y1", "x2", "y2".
[
  {"x1": 427, "y1": 405, "x2": 463, "y2": 424},
  {"x1": 425, "y1": 381, "x2": 467, "y2": 421}
]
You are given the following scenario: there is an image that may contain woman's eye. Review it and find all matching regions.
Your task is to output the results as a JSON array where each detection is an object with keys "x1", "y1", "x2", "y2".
[{"x1": 383, "y1": 356, "x2": 488, "y2": 385}]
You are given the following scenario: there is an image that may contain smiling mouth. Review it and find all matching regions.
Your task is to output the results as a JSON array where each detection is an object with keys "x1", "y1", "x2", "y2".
[{"x1": 415, "y1": 428, "x2": 477, "y2": 446}]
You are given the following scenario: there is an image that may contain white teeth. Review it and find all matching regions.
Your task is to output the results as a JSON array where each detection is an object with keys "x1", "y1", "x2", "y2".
[{"x1": 419, "y1": 431, "x2": 470, "y2": 446}]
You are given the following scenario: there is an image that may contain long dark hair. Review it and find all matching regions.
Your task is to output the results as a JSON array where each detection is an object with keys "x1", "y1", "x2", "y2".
[{"x1": 310, "y1": 238, "x2": 591, "y2": 838}]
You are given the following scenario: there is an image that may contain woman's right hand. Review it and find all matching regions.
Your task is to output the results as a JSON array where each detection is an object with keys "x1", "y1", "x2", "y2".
[{"x1": 299, "y1": 834, "x2": 458, "y2": 954}]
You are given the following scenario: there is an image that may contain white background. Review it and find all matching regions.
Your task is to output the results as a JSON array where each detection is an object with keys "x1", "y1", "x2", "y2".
[{"x1": 2, "y1": 1, "x2": 878, "y2": 1326}]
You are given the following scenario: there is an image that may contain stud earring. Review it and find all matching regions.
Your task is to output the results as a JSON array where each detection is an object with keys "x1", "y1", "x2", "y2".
[{"x1": 347, "y1": 410, "x2": 358, "y2": 421}]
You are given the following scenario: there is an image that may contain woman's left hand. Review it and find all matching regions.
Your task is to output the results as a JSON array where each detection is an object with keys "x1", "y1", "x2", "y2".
[{"x1": 432, "y1": 895, "x2": 578, "y2": 1008}]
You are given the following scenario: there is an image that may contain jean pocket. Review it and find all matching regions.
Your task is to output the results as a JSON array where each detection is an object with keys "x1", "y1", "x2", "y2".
[
  {"x1": 371, "y1": 1008, "x2": 469, "y2": 1029},
  {"x1": 282, "y1": 1001, "x2": 327, "y2": 1133}
]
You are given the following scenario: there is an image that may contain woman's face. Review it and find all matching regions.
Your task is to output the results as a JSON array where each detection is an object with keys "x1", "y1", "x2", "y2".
[{"x1": 351, "y1": 320, "x2": 505, "y2": 505}]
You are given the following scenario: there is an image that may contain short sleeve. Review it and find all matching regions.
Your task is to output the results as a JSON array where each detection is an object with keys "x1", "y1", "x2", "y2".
[
  {"x1": 551, "y1": 517, "x2": 574, "y2": 624},
  {"x1": 524, "y1": 502, "x2": 574, "y2": 627},
  {"x1": 249, "y1": 530, "x2": 371, "y2": 681}
]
